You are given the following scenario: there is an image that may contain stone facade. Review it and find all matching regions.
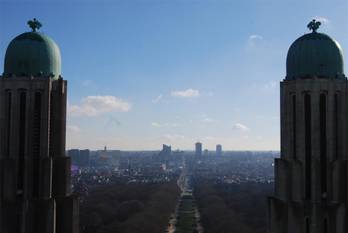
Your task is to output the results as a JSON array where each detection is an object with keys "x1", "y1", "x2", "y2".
[
  {"x1": 0, "y1": 75, "x2": 79, "y2": 233},
  {"x1": 269, "y1": 77, "x2": 348, "y2": 233}
]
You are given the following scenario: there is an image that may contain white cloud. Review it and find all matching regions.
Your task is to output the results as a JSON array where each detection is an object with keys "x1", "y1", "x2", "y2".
[
  {"x1": 105, "y1": 116, "x2": 122, "y2": 127},
  {"x1": 152, "y1": 94, "x2": 163, "y2": 103},
  {"x1": 82, "y1": 80, "x2": 93, "y2": 87},
  {"x1": 207, "y1": 91, "x2": 214, "y2": 97},
  {"x1": 256, "y1": 115, "x2": 279, "y2": 120},
  {"x1": 249, "y1": 34, "x2": 263, "y2": 41},
  {"x1": 245, "y1": 34, "x2": 263, "y2": 52},
  {"x1": 163, "y1": 134, "x2": 186, "y2": 141},
  {"x1": 67, "y1": 125, "x2": 81, "y2": 133},
  {"x1": 171, "y1": 88, "x2": 200, "y2": 98},
  {"x1": 204, "y1": 136, "x2": 215, "y2": 140},
  {"x1": 68, "y1": 96, "x2": 131, "y2": 117},
  {"x1": 232, "y1": 123, "x2": 250, "y2": 132},
  {"x1": 202, "y1": 117, "x2": 214, "y2": 123},
  {"x1": 247, "y1": 34, "x2": 263, "y2": 47},
  {"x1": 151, "y1": 122, "x2": 162, "y2": 127},
  {"x1": 263, "y1": 81, "x2": 277, "y2": 90},
  {"x1": 201, "y1": 115, "x2": 214, "y2": 123},
  {"x1": 151, "y1": 122, "x2": 179, "y2": 128}
]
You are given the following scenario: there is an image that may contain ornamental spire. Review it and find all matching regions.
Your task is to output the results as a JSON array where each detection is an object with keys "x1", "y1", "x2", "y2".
[
  {"x1": 307, "y1": 19, "x2": 321, "y2": 33},
  {"x1": 27, "y1": 18, "x2": 42, "y2": 32}
]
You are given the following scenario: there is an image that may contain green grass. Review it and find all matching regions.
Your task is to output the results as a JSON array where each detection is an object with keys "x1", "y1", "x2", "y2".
[{"x1": 175, "y1": 194, "x2": 197, "y2": 233}]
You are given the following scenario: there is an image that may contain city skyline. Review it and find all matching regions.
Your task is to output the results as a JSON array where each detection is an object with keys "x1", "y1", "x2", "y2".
[{"x1": 1, "y1": 0, "x2": 348, "y2": 150}]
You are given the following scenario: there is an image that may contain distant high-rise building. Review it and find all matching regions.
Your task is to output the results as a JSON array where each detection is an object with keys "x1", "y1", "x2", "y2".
[
  {"x1": 160, "y1": 144, "x2": 172, "y2": 156},
  {"x1": 195, "y1": 142, "x2": 202, "y2": 156},
  {"x1": 0, "y1": 19, "x2": 78, "y2": 233},
  {"x1": 69, "y1": 149, "x2": 80, "y2": 165},
  {"x1": 216, "y1": 144, "x2": 222, "y2": 156},
  {"x1": 68, "y1": 149, "x2": 90, "y2": 167},
  {"x1": 203, "y1": 149, "x2": 209, "y2": 156},
  {"x1": 269, "y1": 20, "x2": 348, "y2": 233},
  {"x1": 80, "y1": 149, "x2": 90, "y2": 167}
]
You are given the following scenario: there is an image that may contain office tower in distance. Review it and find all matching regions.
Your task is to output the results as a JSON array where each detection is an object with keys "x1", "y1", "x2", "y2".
[
  {"x1": 0, "y1": 19, "x2": 79, "y2": 233},
  {"x1": 216, "y1": 144, "x2": 222, "y2": 156},
  {"x1": 68, "y1": 149, "x2": 90, "y2": 167},
  {"x1": 79, "y1": 149, "x2": 90, "y2": 167},
  {"x1": 195, "y1": 142, "x2": 202, "y2": 157},
  {"x1": 68, "y1": 149, "x2": 80, "y2": 166},
  {"x1": 160, "y1": 144, "x2": 172, "y2": 156},
  {"x1": 269, "y1": 20, "x2": 348, "y2": 233}
]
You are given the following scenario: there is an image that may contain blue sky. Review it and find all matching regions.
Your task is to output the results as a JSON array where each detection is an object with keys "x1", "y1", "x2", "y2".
[{"x1": 1, "y1": 0, "x2": 348, "y2": 150}]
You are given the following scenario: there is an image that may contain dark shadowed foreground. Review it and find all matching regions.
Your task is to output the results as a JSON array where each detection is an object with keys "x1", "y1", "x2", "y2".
[
  {"x1": 80, "y1": 181, "x2": 180, "y2": 233},
  {"x1": 194, "y1": 181, "x2": 273, "y2": 233}
]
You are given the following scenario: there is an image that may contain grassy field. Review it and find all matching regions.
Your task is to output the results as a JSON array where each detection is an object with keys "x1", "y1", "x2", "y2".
[{"x1": 175, "y1": 194, "x2": 198, "y2": 233}]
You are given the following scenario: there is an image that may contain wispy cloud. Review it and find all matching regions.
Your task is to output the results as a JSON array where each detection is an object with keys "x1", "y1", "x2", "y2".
[
  {"x1": 68, "y1": 96, "x2": 131, "y2": 117},
  {"x1": 201, "y1": 115, "x2": 214, "y2": 123},
  {"x1": 263, "y1": 81, "x2": 277, "y2": 90},
  {"x1": 152, "y1": 94, "x2": 163, "y2": 103},
  {"x1": 249, "y1": 34, "x2": 263, "y2": 41},
  {"x1": 171, "y1": 88, "x2": 200, "y2": 98},
  {"x1": 232, "y1": 123, "x2": 250, "y2": 132},
  {"x1": 151, "y1": 122, "x2": 162, "y2": 127},
  {"x1": 204, "y1": 136, "x2": 215, "y2": 140},
  {"x1": 247, "y1": 34, "x2": 263, "y2": 48},
  {"x1": 207, "y1": 91, "x2": 214, "y2": 97},
  {"x1": 67, "y1": 124, "x2": 81, "y2": 133},
  {"x1": 105, "y1": 115, "x2": 122, "y2": 128},
  {"x1": 163, "y1": 134, "x2": 186, "y2": 141},
  {"x1": 256, "y1": 115, "x2": 279, "y2": 120},
  {"x1": 312, "y1": 16, "x2": 330, "y2": 25},
  {"x1": 151, "y1": 122, "x2": 179, "y2": 128},
  {"x1": 82, "y1": 80, "x2": 93, "y2": 87}
]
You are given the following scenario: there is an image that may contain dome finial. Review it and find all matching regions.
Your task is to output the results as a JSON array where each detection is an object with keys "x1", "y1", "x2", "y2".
[
  {"x1": 27, "y1": 18, "x2": 42, "y2": 32},
  {"x1": 307, "y1": 19, "x2": 321, "y2": 33}
]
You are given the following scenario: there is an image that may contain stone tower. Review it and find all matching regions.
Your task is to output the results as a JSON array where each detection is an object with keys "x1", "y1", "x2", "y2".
[
  {"x1": 268, "y1": 20, "x2": 348, "y2": 233},
  {"x1": 0, "y1": 19, "x2": 79, "y2": 233}
]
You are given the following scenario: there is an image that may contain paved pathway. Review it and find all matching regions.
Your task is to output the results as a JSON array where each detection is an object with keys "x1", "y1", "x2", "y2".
[{"x1": 165, "y1": 160, "x2": 203, "y2": 233}]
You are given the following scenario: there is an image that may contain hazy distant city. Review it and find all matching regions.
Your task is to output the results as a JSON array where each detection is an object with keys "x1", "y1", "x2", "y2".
[
  {"x1": 69, "y1": 144, "x2": 277, "y2": 233},
  {"x1": 70, "y1": 145, "x2": 277, "y2": 189}
]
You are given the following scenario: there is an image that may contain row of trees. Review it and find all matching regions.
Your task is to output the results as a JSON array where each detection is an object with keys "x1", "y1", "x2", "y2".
[
  {"x1": 80, "y1": 181, "x2": 181, "y2": 233},
  {"x1": 194, "y1": 181, "x2": 273, "y2": 233}
]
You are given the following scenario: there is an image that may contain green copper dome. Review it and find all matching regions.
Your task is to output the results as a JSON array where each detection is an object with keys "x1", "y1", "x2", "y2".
[
  {"x1": 4, "y1": 29, "x2": 61, "y2": 79},
  {"x1": 286, "y1": 31, "x2": 345, "y2": 80}
]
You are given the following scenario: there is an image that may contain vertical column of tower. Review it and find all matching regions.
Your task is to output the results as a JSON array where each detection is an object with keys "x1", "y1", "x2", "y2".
[
  {"x1": 0, "y1": 80, "x2": 4, "y2": 232},
  {"x1": 270, "y1": 79, "x2": 348, "y2": 233},
  {"x1": 292, "y1": 84, "x2": 304, "y2": 202},
  {"x1": 50, "y1": 79, "x2": 79, "y2": 233}
]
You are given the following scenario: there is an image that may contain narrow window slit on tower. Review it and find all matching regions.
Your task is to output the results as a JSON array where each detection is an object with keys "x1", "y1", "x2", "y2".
[
  {"x1": 292, "y1": 95, "x2": 296, "y2": 159},
  {"x1": 18, "y1": 91, "x2": 26, "y2": 193},
  {"x1": 33, "y1": 92, "x2": 41, "y2": 155},
  {"x1": 324, "y1": 218, "x2": 328, "y2": 233},
  {"x1": 304, "y1": 94, "x2": 311, "y2": 200},
  {"x1": 6, "y1": 91, "x2": 11, "y2": 157},
  {"x1": 306, "y1": 218, "x2": 310, "y2": 233},
  {"x1": 320, "y1": 93, "x2": 327, "y2": 196},
  {"x1": 32, "y1": 92, "x2": 41, "y2": 198},
  {"x1": 334, "y1": 93, "x2": 339, "y2": 160},
  {"x1": 49, "y1": 92, "x2": 54, "y2": 157}
]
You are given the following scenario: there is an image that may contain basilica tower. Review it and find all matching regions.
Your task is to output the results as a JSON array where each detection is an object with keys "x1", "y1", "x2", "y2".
[
  {"x1": 0, "y1": 19, "x2": 79, "y2": 233},
  {"x1": 269, "y1": 20, "x2": 348, "y2": 233}
]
